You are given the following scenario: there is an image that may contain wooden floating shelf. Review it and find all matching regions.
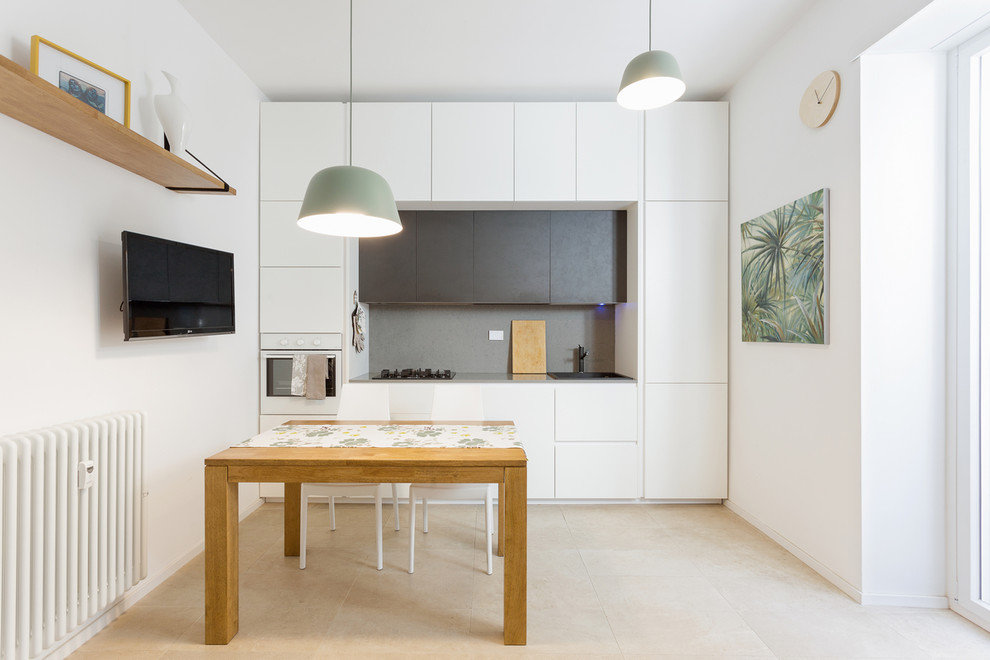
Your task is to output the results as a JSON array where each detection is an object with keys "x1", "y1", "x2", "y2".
[{"x1": 0, "y1": 54, "x2": 235, "y2": 195}]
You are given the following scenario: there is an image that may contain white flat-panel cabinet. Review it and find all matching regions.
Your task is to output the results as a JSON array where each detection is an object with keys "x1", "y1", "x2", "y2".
[
  {"x1": 432, "y1": 103, "x2": 514, "y2": 201},
  {"x1": 260, "y1": 201, "x2": 344, "y2": 267},
  {"x1": 260, "y1": 267, "x2": 344, "y2": 333},
  {"x1": 645, "y1": 102, "x2": 728, "y2": 201},
  {"x1": 644, "y1": 384, "x2": 727, "y2": 499},
  {"x1": 514, "y1": 103, "x2": 576, "y2": 201},
  {"x1": 555, "y1": 383, "x2": 637, "y2": 442},
  {"x1": 260, "y1": 102, "x2": 347, "y2": 201},
  {"x1": 387, "y1": 383, "x2": 435, "y2": 420},
  {"x1": 352, "y1": 103, "x2": 432, "y2": 202},
  {"x1": 482, "y1": 384, "x2": 555, "y2": 499},
  {"x1": 555, "y1": 443, "x2": 639, "y2": 498},
  {"x1": 554, "y1": 383, "x2": 638, "y2": 498},
  {"x1": 644, "y1": 202, "x2": 727, "y2": 383},
  {"x1": 577, "y1": 102, "x2": 640, "y2": 201}
]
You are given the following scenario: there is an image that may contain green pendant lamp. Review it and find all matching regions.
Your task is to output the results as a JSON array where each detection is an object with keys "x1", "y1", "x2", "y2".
[
  {"x1": 297, "y1": 0, "x2": 401, "y2": 238},
  {"x1": 616, "y1": 3, "x2": 685, "y2": 110},
  {"x1": 298, "y1": 165, "x2": 401, "y2": 237}
]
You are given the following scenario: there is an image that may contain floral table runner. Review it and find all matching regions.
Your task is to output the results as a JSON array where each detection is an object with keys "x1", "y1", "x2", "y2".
[{"x1": 235, "y1": 423, "x2": 522, "y2": 449}]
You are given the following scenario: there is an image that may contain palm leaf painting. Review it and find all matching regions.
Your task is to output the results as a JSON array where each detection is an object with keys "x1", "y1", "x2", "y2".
[{"x1": 741, "y1": 188, "x2": 828, "y2": 344}]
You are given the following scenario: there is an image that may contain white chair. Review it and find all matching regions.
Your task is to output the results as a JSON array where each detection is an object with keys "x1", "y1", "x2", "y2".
[
  {"x1": 300, "y1": 384, "x2": 397, "y2": 570},
  {"x1": 408, "y1": 384, "x2": 495, "y2": 575}
]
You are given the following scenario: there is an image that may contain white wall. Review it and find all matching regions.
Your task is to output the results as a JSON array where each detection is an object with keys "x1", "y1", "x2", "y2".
[
  {"x1": 723, "y1": 0, "x2": 932, "y2": 599},
  {"x1": 0, "y1": 0, "x2": 265, "y2": 588},
  {"x1": 860, "y1": 51, "x2": 947, "y2": 605}
]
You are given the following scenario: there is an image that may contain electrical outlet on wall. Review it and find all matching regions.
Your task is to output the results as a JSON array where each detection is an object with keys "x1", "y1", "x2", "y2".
[{"x1": 489, "y1": 330, "x2": 504, "y2": 341}]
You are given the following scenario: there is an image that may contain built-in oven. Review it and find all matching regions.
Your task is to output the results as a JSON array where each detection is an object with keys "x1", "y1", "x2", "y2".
[{"x1": 260, "y1": 333, "x2": 342, "y2": 415}]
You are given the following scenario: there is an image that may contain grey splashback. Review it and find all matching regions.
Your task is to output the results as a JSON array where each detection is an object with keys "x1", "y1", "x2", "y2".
[{"x1": 367, "y1": 304, "x2": 615, "y2": 373}]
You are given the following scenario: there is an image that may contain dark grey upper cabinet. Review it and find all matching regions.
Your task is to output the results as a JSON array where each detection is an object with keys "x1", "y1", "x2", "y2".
[
  {"x1": 358, "y1": 211, "x2": 417, "y2": 302},
  {"x1": 550, "y1": 211, "x2": 627, "y2": 303},
  {"x1": 361, "y1": 209, "x2": 626, "y2": 304},
  {"x1": 474, "y1": 211, "x2": 550, "y2": 303},
  {"x1": 416, "y1": 211, "x2": 473, "y2": 302}
]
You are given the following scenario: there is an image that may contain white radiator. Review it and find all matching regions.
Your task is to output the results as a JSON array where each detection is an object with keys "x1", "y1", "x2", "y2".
[{"x1": 0, "y1": 411, "x2": 147, "y2": 660}]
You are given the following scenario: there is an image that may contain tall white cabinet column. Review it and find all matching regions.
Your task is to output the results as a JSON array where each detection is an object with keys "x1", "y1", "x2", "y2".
[
  {"x1": 259, "y1": 103, "x2": 350, "y2": 497},
  {"x1": 259, "y1": 103, "x2": 348, "y2": 335},
  {"x1": 642, "y1": 102, "x2": 728, "y2": 500},
  {"x1": 260, "y1": 103, "x2": 347, "y2": 201}
]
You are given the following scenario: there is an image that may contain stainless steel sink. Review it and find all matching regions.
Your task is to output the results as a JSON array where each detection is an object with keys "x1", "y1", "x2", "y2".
[{"x1": 547, "y1": 372, "x2": 632, "y2": 380}]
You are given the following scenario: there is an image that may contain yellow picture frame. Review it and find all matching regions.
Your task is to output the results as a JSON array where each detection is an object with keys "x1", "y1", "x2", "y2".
[{"x1": 30, "y1": 35, "x2": 131, "y2": 127}]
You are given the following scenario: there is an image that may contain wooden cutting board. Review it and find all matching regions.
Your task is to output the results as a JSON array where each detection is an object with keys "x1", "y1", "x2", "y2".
[{"x1": 511, "y1": 320, "x2": 546, "y2": 374}]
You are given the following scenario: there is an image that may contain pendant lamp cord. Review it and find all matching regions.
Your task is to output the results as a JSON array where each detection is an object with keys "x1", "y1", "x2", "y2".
[
  {"x1": 348, "y1": 0, "x2": 354, "y2": 167},
  {"x1": 648, "y1": 0, "x2": 652, "y2": 51}
]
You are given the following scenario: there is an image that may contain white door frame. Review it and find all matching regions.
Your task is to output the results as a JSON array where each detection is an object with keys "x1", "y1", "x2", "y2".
[{"x1": 949, "y1": 26, "x2": 990, "y2": 631}]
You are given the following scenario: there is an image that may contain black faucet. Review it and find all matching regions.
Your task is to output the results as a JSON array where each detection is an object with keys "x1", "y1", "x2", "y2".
[{"x1": 577, "y1": 345, "x2": 589, "y2": 373}]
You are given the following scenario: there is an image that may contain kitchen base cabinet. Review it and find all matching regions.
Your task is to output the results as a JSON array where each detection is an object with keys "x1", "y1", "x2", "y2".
[
  {"x1": 387, "y1": 383, "x2": 435, "y2": 420},
  {"x1": 482, "y1": 384, "x2": 555, "y2": 499},
  {"x1": 555, "y1": 442, "x2": 639, "y2": 498},
  {"x1": 554, "y1": 383, "x2": 637, "y2": 442},
  {"x1": 644, "y1": 384, "x2": 727, "y2": 499},
  {"x1": 554, "y1": 383, "x2": 638, "y2": 498}
]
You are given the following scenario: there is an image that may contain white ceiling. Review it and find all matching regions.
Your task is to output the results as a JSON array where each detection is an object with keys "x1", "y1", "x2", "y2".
[{"x1": 177, "y1": 0, "x2": 817, "y2": 102}]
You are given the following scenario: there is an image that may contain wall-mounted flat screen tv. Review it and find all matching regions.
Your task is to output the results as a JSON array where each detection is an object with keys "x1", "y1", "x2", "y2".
[{"x1": 121, "y1": 231, "x2": 235, "y2": 340}]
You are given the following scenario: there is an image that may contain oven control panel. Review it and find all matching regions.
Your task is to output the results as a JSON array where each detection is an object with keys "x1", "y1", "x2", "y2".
[{"x1": 260, "y1": 333, "x2": 342, "y2": 350}]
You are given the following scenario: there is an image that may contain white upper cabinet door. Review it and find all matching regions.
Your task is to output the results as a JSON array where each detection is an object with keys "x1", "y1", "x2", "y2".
[
  {"x1": 554, "y1": 383, "x2": 637, "y2": 442},
  {"x1": 351, "y1": 103, "x2": 432, "y2": 202},
  {"x1": 644, "y1": 102, "x2": 728, "y2": 201},
  {"x1": 432, "y1": 103, "x2": 514, "y2": 201},
  {"x1": 576, "y1": 103, "x2": 640, "y2": 201},
  {"x1": 644, "y1": 202, "x2": 728, "y2": 383},
  {"x1": 259, "y1": 267, "x2": 344, "y2": 333},
  {"x1": 260, "y1": 102, "x2": 347, "y2": 201},
  {"x1": 260, "y1": 201, "x2": 344, "y2": 267},
  {"x1": 644, "y1": 383, "x2": 727, "y2": 499},
  {"x1": 514, "y1": 103, "x2": 576, "y2": 201}
]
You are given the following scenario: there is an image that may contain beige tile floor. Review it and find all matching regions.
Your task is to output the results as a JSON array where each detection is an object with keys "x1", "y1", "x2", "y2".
[{"x1": 69, "y1": 502, "x2": 990, "y2": 659}]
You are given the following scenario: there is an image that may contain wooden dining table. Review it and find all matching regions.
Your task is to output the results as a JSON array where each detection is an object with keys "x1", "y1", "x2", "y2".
[{"x1": 203, "y1": 420, "x2": 528, "y2": 645}]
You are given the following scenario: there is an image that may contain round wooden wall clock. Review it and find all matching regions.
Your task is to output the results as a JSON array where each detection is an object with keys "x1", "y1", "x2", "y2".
[{"x1": 799, "y1": 70, "x2": 840, "y2": 128}]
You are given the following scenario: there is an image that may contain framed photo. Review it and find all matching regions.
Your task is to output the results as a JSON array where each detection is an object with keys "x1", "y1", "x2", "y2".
[{"x1": 30, "y1": 35, "x2": 130, "y2": 127}]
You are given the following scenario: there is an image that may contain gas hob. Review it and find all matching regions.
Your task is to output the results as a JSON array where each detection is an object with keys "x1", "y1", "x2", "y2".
[{"x1": 372, "y1": 368, "x2": 455, "y2": 380}]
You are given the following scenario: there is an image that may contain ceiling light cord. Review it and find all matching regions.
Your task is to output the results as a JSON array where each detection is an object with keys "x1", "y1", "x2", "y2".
[
  {"x1": 649, "y1": 0, "x2": 652, "y2": 51},
  {"x1": 347, "y1": 0, "x2": 358, "y2": 165},
  {"x1": 294, "y1": 0, "x2": 402, "y2": 238}
]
